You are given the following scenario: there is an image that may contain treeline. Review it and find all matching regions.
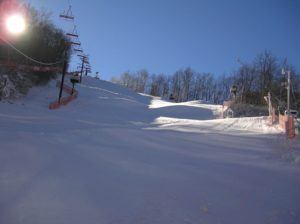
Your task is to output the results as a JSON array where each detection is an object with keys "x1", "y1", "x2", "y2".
[
  {"x1": 111, "y1": 51, "x2": 300, "y2": 112},
  {"x1": 0, "y1": 4, "x2": 70, "y2": 99}
]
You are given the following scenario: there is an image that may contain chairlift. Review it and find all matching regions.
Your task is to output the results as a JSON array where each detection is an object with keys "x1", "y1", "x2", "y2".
[
  {"x1": 67, "y1": 33, "x2": 79, "y2": 38},
  {"x1": 77, "y1": 54, "x2": 87, "y2": 58},
  {"x1": 60, "y1": 5, "x2": 75, "y2": 20},
  {"x1": 68, "y1": 41, "x2": 81, "y2": 46},
  {"x1": 66, "y1": 26, "x2": 79, "y2": 38},
  {"x1": 70, "y1": 73, "x2": 80, "y2": 84},
  {"x1": 70, "y1": 73, "x2": 80, "y2": 93}
]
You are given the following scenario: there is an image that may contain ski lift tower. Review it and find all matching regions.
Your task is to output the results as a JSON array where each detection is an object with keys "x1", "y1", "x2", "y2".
[
  {"x1": 58, "y1": 5, "x2": 81, "y2": 103},
  {"x1": 77, "y1": 54, "x2": 88, "y2": 82}
]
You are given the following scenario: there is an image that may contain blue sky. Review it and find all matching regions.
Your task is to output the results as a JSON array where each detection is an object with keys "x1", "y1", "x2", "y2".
[{"x1": 25, "y1": 0, "x2": 300, "y2": 80}]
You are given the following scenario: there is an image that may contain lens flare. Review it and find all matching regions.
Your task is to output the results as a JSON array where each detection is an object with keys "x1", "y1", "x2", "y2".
[{"x1": 6, "y1": 14, "x2": 26, "y2": 35}]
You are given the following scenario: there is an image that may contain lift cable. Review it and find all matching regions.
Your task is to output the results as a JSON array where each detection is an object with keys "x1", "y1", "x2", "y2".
[{"x1": 1, "y1": 37, "x2": 63, "y2": 66}]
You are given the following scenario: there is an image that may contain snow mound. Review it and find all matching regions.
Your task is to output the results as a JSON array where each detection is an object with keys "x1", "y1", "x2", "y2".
[
  {"x1": 150, "y1": 116, "x2": 282, "y2": 135},
  {"x1": 149, "y1": 99, "x2": 223, "y2": 116}
]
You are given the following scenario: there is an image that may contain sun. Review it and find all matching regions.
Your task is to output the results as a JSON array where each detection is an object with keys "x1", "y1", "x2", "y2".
[{"x1": 6, "y1": 14, "x2": 26, "y2": 35}]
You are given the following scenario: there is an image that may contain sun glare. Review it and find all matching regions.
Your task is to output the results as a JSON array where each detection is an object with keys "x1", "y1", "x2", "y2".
[{"x1": 6, "y1": 14, "x2": 26, "y2": 35}]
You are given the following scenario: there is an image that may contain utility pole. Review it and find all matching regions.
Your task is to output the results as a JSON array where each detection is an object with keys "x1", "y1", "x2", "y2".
[
  {"x1": 58, "y1": 50, "x2": 68, "y2": 103},
  {"x1": 282, "y1": 69, "x2": 291, "y2": 115},
  {"x1": 58, "y1": 4, "x2": 79, "y2": 103},
  {"x1": 268, "y1": 92, "x2": 272, "y2": 116},
  {"x1": 287, "y1": 70, "x2": 291, "y2": 115},
  {"x1": 78, "y1": 54, "x2": 87, "y2": 82},
  {"x1": 79, "y1": 57, "x2": 85, "y2": 82}
]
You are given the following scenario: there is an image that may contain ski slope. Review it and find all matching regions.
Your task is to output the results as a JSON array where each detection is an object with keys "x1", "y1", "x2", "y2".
[{"x1": 0, "y1": 76, "x2": 299, "y2": 224}]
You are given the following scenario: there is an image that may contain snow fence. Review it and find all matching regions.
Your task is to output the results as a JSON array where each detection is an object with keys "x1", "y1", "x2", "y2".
[
  {"x1": 278, "y1": 114, "x2": 296, "y2": 139},
  {"x1": 49, "y1": 81, "x2": 78, "y2": 110}
]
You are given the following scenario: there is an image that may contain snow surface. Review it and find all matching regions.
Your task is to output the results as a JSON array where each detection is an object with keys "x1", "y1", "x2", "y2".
[{"x1": 0, "y1": 76, "x2": 300, "y2": 224}]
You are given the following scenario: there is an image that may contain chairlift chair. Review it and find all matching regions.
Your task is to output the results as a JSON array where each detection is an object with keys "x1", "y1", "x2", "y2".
[
  {"x1": 70, "y1": 73, "x2": 80, "y2": 83},
  {"x1": 60, "y1": 6, "x2": 75, "y2": 20},
  {"x1": 70, "y1": 73, "x2": 80, "y2": 92},
  {"x1": 68, "y1": 41, "x2": 81, "y2": 46},
  {"x1": 66, "y1": 33, "x2": 79, "y2": 38},
  {"x1": 66, "y1": 26, "x2": 79, "y2": 38}
]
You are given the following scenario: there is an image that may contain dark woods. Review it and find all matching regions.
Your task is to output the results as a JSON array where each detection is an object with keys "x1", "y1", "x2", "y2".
[{"x1": 0, "y1": 4, "x2": 70, "y2": 99}]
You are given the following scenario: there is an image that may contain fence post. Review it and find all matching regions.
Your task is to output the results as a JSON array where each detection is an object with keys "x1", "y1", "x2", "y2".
[{"x1": 286, "y1": 116, "x2": 295, "y2": 139}]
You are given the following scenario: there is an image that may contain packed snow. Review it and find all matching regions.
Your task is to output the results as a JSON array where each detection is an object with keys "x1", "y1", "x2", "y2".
[
  {"x1": 150, "y1": 116, "x2": 282, "y2": 135},
  {"x1": 0, "y1": 76, "x2": 299, "y2": 224}
]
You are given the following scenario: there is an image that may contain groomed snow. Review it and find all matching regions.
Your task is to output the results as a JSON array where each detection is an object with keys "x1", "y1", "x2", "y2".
[
  {"x1": 150, "y1": 116, "x2": 282, "y2": 135},
  {"x1": 0, "y1": 76, "x2": 299, "y2": 224}
]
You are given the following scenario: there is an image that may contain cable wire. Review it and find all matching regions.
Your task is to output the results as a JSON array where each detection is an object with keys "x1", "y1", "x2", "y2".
[{"x1": 1, "y1": 37, "x2": 63, "y2": 66}]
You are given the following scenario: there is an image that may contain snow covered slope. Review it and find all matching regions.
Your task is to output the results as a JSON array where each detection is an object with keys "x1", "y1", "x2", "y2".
[{"x1": 0, "y1": 76, "x2": 299, "y2": 224}]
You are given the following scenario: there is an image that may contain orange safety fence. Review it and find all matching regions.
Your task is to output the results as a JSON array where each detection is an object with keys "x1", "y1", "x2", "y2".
[
  {"x1": 49, "y1": 81, "x2": 78, "y2": 110},
  {"x1": 223, "y1": 103, "x2": 296, "y2": 139},
  {"x1": 279, "y1": 114, "x2": 296, "y2": 139}
]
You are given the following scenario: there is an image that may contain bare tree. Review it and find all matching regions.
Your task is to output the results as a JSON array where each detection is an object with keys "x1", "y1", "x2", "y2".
[
  {"x1": 136, "y1": 69, "x2": 149, "y2": 93},
  {"x1": 111, "y1": 50, "x2": 299, "y2": 112},
  {"x1": 253, "y1": 51, "x2": 278, "y2": 103}
]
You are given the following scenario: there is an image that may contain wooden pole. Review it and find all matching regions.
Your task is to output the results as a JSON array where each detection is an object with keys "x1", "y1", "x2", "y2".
[
  {"x1": 79, "y1": 58, "x2": 84, "y2": 83},
  {"x1": 58, "y1": 50, "x2": 68, "y2": 103}
]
